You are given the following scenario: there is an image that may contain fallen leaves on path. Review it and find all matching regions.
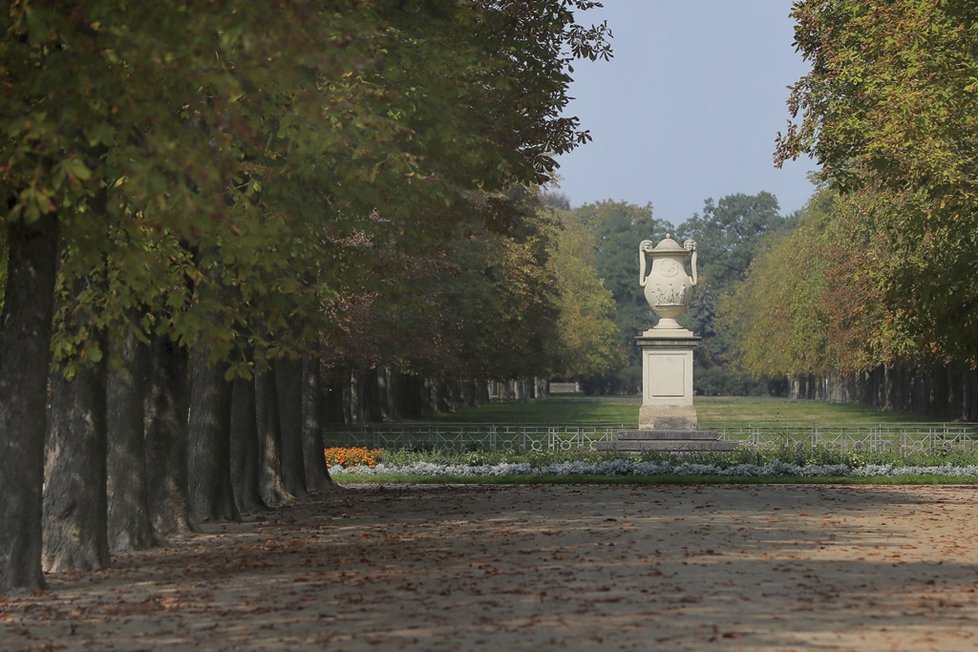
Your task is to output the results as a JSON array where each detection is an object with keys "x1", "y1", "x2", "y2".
[{"x1": 3, "y1": 484, "x2": 978, "y2": 651}]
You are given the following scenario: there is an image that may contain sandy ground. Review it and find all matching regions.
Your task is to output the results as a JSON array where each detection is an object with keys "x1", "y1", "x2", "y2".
[{"x1": 2, "y1": 483, "x2": 978, "y2": 651}]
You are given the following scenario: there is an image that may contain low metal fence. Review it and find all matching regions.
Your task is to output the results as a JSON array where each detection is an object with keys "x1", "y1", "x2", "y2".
[
  {"x1": 716, "y1": 422, "x2": 978, "y2": 456},
  {"x1": 324, "y1": 423, "x2": 623, "y2": 452},
  {"x1": 323, "y1": 422, "x2": 978, "y2": 456}
]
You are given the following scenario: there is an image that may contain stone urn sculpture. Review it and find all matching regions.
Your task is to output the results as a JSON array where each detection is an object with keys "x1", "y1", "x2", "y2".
[{"x1": 638, "y1": 234, "x2": 697, "y2": 332}]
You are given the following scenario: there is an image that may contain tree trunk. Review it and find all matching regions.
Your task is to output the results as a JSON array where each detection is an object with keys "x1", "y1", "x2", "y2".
[
  {"x1": 961, "y1": 369, "x2": 978, "y2": 421},
  {"x1": 0, "y1": 215, "x2": 58, "y2": 592},
  {"x1": 321, "y1": 366, "x2": 346, "y2": 424},
  {"x1": 229, "y1": 376, "x2": 267, "y2": 514},
  {"x1": 144, "y1": 336, "x2": 194, "y2": 538},
  {"x1": 301, "y1": 352, "x2": 332, "y2": 492},
  {"x1": 912, "y1": 368, "x2": 928, "y2": 414},
  {"x1": 187, "y1": 347, "x2": 240, "y2": 524},
  {"x1": 106, "y1": 323, "x2": 155, "y2": 552},
  {"x1": 946, "y1": 365, "x2": 960, "y2": 419},
  {"x1": 380, "y1": 367, "x2": 394, "y2": 420},
  {"x1": 255, "y1": 369, "x2": 292, "y2": 506},
  {"x1": 364, "y1": 368, "x2": 378, "y2": 421},
  {"x1": 348, "y1": 369, "x2": 361, "y2": 423},
  {"x1": 474, "y1": 378, "x2": 490, "y2": 404},
  {"x1": 274, "y1": 358, "x2": 308, "y2": 498},
  {"x1": 42, "y1": 349, "x2": 110, "y2": 572}
]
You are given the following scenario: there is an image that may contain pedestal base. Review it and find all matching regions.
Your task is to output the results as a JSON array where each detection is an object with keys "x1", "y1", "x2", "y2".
[
  {"x1": 637, "y1": 332, "x2": 700, "y2": 430},
  {"x1": 638, "y1": 404, "x2": 698, "y2": 431},
  {"x1": 598, "y1": 429, "x2": 739, "y2": 453}
]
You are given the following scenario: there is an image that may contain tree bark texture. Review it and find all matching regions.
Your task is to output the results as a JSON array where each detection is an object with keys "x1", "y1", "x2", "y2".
[
  {"x1": 255, "y1": 370, "x2": 292, "y2": 506},
  {"x1": 0, "y1": 215, "x2": 58, "y2": 592},
  {"x1": 106, "y1": 324, "x2": 155, "y2": 552},
  {"x1": 274, "y1": 358, "x2": 308, "y2": 498},
  {"x1": 42, "y1": 352, "x2": 111, "y2": 573},
  {"x1": 229, "y1": 376, "x2": 267, "y2": 514},
  {"x1": 187, "y1": 347, "x2": 239, "y2": 524},
  {"x1": 144, "y1": 336, "x2": 194, "y2": 538},
  {"x1": 300, "y1": 353, "x2": 332, "y2": 492}
]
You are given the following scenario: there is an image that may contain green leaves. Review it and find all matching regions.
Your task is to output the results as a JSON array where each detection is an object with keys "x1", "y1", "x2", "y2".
[
  {"x1": 3, "y1": 1, "x2": 614, "y2": 380},
  {"x1": 16, "y1": 184, "x2": 56, "y2": 222},
  {"x1": 21, "y1": 5, "x2": 54, "y2": 45},
  {"x1": 720, "y1": 192, "x2": 837, "y2": 378},
  {"x1": 548, "y1": 208, "x2": 621, "y2": 378},
  {"x1": 778, "y1": 0, "x2": 978, "y2": 363}
]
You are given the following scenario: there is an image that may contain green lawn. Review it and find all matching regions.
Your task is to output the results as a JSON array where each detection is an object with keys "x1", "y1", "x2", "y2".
[
  {"x1": 430, "y1": 394, "x2": 938, "y2": 426},
  {"x1": 428, "y1": 395, "x2": 638, "y2": 424},
  {"x1": 694, "y1": 396, "x2": 939, "y2": 426}
]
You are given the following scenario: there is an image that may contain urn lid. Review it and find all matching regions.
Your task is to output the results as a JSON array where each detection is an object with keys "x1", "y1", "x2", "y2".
[{"x1": 651, "y1": 234, "x2": 685, "y2": 254}]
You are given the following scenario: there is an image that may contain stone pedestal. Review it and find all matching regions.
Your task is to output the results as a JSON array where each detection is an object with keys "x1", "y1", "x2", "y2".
[
  {"x1": 637, "y1": 329, "x2": 699, "y2": 430},
  {"x1": 619, "y1": 234, "x2": 735, "y2": 451},
  {"x1": 597, "y1": 328, "x2": 736, "y2": 452}
]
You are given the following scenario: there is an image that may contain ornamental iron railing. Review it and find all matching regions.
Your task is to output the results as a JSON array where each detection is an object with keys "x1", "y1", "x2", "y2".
[
  {"x1": 722, "y1": 422, "x2": 978, "y2": 456},
  {"x1": 324, "y1": 423, "x2": 623, "y2": 452},
  {"x1": 323, "y1": 422, "x2": 978, "y2": 456}
]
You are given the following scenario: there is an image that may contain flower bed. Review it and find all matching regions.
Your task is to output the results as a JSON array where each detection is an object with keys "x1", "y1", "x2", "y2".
[
  {"x1": 329, "y1": 459, "x2": 978, "y2": 478},
  {"x1": 324, "y1": 447, "x2": 383, "y2": 469}
]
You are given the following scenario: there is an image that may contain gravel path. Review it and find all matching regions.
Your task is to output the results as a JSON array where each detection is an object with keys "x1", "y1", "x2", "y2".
[{"x1": 3, "y1": 483, "x2": 978, "y2": 650}]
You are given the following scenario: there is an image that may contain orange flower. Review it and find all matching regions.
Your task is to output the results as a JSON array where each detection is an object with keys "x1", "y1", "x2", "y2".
[{"x1": 324, "y1": 447, "x2": 382, "y2": 468}]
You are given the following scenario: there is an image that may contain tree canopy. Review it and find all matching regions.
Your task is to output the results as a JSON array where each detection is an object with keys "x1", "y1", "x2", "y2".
[
  {"x1": 678, "y1": 192, "x2": 796, "y2": 395},
  {"x1": 776, "y1": 0, "x2": 978, "y2": 364},
  {"x1": 570, "y1": 200, "x2": 670, "y2": 393},
  {"x1": 548, "y1": 206, "x2": 621, "y2": 379}
]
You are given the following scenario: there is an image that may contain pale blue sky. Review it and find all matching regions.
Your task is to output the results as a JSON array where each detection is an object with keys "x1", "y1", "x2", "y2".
[{"x1": 555, "y1": 0, "x2": 819, "y2": 224}]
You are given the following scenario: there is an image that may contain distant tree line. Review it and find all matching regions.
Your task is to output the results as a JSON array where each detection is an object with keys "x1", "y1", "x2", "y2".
[{"x1": 547, "y1": 192, "x2": 796, "y2": 397}]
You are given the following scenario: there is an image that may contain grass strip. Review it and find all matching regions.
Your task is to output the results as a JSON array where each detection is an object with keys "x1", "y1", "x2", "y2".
[{"x1": 425, "y1": 395, "x2": 944, "y2": 426}]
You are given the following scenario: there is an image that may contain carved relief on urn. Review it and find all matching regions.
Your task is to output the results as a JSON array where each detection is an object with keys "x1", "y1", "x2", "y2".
[{"x1": 638, "y1": 234, "x2": 697, "y2": 332}]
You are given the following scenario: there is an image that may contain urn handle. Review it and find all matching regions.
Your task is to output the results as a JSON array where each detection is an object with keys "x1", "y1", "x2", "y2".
[
  {"x1": 638, "y1": 239, "x2": 655, "y2": 287},
  {"x1": 683, "y1": 239, "x2": 698, "y2": 286}
]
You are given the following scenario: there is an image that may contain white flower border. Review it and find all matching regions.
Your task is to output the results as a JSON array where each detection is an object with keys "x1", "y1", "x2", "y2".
[{"x1": 330, "y1": 460, "x2": 978, "y2": 478}]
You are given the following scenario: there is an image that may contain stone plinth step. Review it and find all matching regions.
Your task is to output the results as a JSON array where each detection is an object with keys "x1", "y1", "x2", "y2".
[
  {"x1": 615, "y1": 429, "x2": 721, "y2": 441},
  {"x1": 597, "y1": 429, "x2": 740, "y2": 453}
]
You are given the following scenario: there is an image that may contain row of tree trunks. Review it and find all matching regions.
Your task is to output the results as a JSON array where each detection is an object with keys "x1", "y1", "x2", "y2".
[
  {"x1": 319, "y1": 366, "x2": 545, "y2": 427},
  {"x1": 25, "y1": 323, "x2": 334, "y2": 585},
  {"x1": 487, "y1": 378, "x2": 547, "y2": 402},
  {"x1": 791, "y1": 364, "x2": 978, "y2": 420},
  {"x1": 322, "y1": 367, "x2": 444, "y2": 424},
  {"x1": 11, "y1": 307, "x2": 521, "y2": 591}
]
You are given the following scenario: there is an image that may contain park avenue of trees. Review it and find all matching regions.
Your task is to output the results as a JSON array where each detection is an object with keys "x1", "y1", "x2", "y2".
[
  {"x1": 0, "y1": 1, "x2": 618, "y2": 592},
  {"x1": 3, "y1": 0, "x2": 978, "y2": 594}
]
